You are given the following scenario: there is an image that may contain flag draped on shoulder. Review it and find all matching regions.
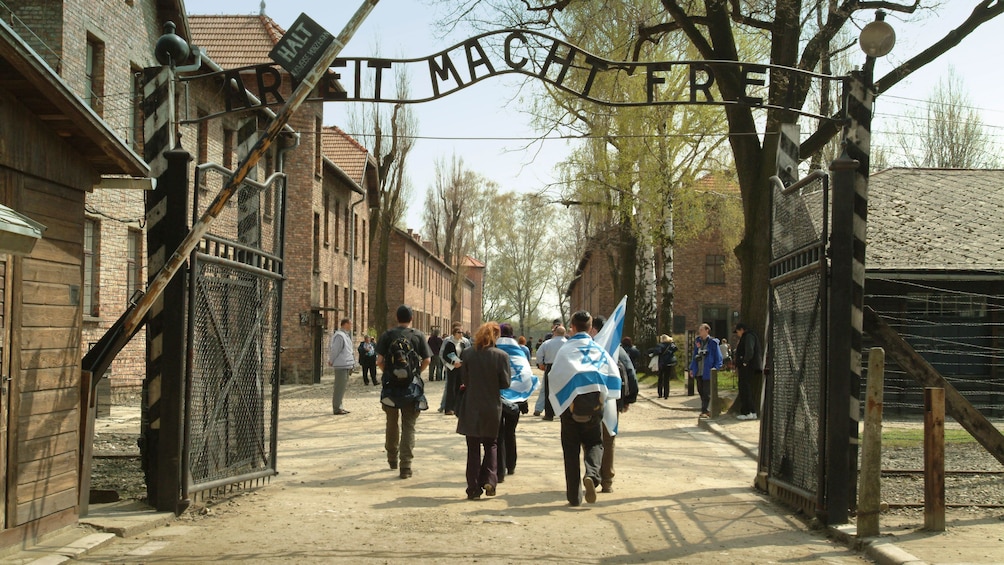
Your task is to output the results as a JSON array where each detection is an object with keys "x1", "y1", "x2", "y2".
[
  {"x1": 496, "y1": 337, "x2": 538, "y2": 403},
  {"x1": 548, "y1": 296, "x2": 627, "y2": 435}
]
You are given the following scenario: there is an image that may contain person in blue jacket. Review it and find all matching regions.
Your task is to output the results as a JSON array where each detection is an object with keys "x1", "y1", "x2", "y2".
[{"x1": 689, "y1": 323, "x2": 722, "y2": 418}]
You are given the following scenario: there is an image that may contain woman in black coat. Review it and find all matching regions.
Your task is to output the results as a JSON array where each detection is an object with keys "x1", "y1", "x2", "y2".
[
  {"x1": 456, "y1": 322, "x2": 511, "y2": 500},
  {"x1": 647, "y1": 334, "x2": 678, "y2": 399}
]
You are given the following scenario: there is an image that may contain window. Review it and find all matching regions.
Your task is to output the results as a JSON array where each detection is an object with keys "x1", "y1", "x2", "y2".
[
  {"x1": 705, "y1": 254, "x2": 725, "y2": 285},
  {"x1": 343, "y1": 206, "x2": 350, "y2": 255},
  {"x1": 85, "y1": 35, "x2": 105, "y2": 115},
  {"x1": 312, "y1": 212, "x2": 320, "y2": 273},
  {"x1": 323, "y1": 282, "x2": 329, "y2": 310},
  {"x1": 323, "y1": 192, "x2": 330, "y2": 246},
  {"x1": 361, "y1": 219, "x2": 367, "y2": 262},
  {"x1": 343, "y1": 286, "x2": 349, "y2": 314},
  {"x1": 357, "y1": 212, "x2": 365, "y2": 258},
  {"x1": 314, "y1": 117, "x2": 323, "y2": 177},
  {"x1": 333, "y1": 201, "x2": 340, "y2": 250},
  {"x1": 130, "y1": 65, "x2": 142, "y2": 150},
  {"x1": 223, "y1": 127, "x2": 235, "y2": 170},
  {"x1": 83, "y1": 219, "x2": 99, "y2": 317},
  {"x1": 126, "y1": 229, "x2": 142, "y2": 304},
  {"x1": 197, "y1": 109, "x2": 208, "y2": 188},
  {"x1": 334, "y1": 286, "x2": 339, "y2": 314}
]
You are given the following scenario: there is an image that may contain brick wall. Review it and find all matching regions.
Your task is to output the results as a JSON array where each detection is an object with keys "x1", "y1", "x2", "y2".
[{"x1": 568, "y1": 229, "x2": 741, "y2": 345}]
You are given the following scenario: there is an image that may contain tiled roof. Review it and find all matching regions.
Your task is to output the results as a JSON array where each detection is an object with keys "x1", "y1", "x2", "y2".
[
  {"x1": 188, "y1": 15, "x2": 285, "y2": 68},
  {"x1": 322, "y1": 126, "x2": 369, "y2": 186},
  {"x1": 867, "y1": 168, "x2": 1004, "y2": 272}
]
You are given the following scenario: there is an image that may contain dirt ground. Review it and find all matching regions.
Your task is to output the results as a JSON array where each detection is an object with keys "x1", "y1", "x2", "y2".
[{"x1": 80, "y1": 373, "x2": 1004, "y2": 564}]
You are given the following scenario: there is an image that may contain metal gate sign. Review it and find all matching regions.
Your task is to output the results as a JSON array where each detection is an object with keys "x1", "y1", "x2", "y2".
[
  {"x1": 180, "y1": 29, "x2": 844, "y2": 123},
  {"x1": 269, "y1": 13, "x2": 334, "y2": 82}
]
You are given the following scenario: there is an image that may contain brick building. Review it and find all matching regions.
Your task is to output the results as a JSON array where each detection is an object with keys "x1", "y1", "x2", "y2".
[
  {"x1": 7, "y1": 0, "x2": 189, "y2": 395},
  {"x1": 567, "y1": 176, "x2": 742, "y2": 345},
  {"x1": 377, "y1": 228, "x2": 483, "y2": 335},
  {"x1": 187, "y1": 14, "x2": 376, "y2": 384}
]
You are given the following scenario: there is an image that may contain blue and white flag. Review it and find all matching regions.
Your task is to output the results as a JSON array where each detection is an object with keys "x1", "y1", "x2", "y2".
[
  {"x1": 594, "y1": 296, "x2": 628, "y2": 435},
  {"x1": 496, "y1": 337, "x2": 539, "y2": 403},
  {"x1": 548, "y1": 297, "x2": 627, "y2": 435},
  {"x1": 593, "y1": 296, "x2": 627, "y2": 359}
]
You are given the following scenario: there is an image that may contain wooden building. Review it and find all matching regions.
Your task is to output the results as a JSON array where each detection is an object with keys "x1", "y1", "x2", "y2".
[
  {"x1": 0, "y1": 6, "x2": 155, "y2": 548},
  {"x1": 864, "y1": 168, "x2": 1004, "y2": 416}
]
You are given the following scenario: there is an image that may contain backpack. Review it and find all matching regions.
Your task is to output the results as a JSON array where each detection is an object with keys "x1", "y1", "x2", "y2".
[
  {"x1": 569, "y1": 391, "x2": 603, "y2": 423},
  {"x1": 386, "y1": 333, "x2": 422, "y2": 386}
]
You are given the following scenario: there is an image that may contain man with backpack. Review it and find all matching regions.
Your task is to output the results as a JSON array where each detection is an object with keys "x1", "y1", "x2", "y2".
[
  {"x1": 375, "y1": 305, "x2": 432, "y2": 479},
  {"x1": 547, "y1": 310, "x2": 620, "y2": 506}
]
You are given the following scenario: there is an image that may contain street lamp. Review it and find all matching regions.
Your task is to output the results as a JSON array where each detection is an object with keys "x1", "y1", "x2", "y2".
[
  {"x1": 859, "y1": 10, "x2": 897, "y2": 88},
  {"x1": 859, "y1": 10, "x2": 896, "y2": 58}
]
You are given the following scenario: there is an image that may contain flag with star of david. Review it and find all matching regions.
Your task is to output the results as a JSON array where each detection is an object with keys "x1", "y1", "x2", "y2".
[
  {"x1": 496, "y1": 336, "x2": 538, "y2": 403},
  {"x1": 547, "y1": 297, "x2": 625, "y2": 435}
]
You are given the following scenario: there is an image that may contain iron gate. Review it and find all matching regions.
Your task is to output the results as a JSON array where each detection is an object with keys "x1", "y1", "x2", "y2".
[
  {"x1": 185, "y1": 164, "x2": 285, "y2": 496},
  {"x1": 764, "y1": 170, "x2": 829, "y2": 517}
]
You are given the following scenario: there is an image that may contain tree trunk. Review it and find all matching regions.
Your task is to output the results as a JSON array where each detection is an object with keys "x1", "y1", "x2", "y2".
[{"x1": 635, "y1": 240, "x2": 658, "y2": 349}]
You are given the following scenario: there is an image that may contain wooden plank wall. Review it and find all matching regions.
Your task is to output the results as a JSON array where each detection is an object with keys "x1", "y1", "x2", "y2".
[
  {"x1": 12, "y1": 175, "x2": 85, "y2": 526},
  {"x1": 2, "y1": 88, "x2": 95, "y2": 529}
]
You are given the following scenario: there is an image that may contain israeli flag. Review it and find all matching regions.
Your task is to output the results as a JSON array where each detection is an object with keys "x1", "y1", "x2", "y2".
[
  {"x1": 496, "y1": 337, "x2": 539, "y2": 403},
  {"x1": 593, "y1": 296, "x2": 628, "y2": 435},
  {"x1": 548, "y1": 297, "x2": 626, "y2": 435}
]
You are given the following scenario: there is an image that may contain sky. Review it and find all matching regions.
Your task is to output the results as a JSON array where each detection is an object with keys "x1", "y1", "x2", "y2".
[{"x1": 188, "y1": 0, "x2": 1004, "y2": 231}]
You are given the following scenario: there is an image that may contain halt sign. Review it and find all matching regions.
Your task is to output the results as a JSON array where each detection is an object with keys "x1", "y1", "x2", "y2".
[{"x1": 268, "y1": 13, "x2": 334, "y2": 82}]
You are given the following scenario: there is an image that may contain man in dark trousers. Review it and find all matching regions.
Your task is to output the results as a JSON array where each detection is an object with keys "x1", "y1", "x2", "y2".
[
  {"x1": 375, "y1": 305, "x2": 432, "y2": 479},
  {"x1": 548, "y1": 310, "x2": 618, "y2": 506},
  {"x1": 733, "y1": 322, "x2": 763, "y2": 420}
]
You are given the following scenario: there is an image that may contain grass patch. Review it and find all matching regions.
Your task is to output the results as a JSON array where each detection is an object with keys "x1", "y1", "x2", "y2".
[{"x1": 881, "y1": 428, "x2": 976, "y2": 448}]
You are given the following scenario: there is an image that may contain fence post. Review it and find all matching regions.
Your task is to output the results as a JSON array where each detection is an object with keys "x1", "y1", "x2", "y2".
[
  {"x1": 858, "y1": 347, "x2": 884, "y2": 537},
  {"x1": 924, "y1": 387, "x2": 946, "y2": 531}
]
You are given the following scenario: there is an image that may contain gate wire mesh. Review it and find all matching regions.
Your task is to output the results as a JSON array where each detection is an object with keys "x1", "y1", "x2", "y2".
[
  {"x1": 186, "y1": 165, "x2": 284, "y2": 493},
  {"x1": 766, "y1": 174, "x2": 828, "y2": 514}
]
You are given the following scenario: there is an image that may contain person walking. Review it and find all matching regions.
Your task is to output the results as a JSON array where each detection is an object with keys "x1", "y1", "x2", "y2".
[
  {"x1": 719, "y1": 337, "x2": 732, "y2": 371},
  {"x1": 456, "y1": 322, "x2": 511, "y2": 500},
  {"x1": 440, "y1": 325, "x2": 468, "y2": 415},
  {"x1": 733, "y1": 323, "x2": 763, "y2": 420},
  {"x1": 590, "y1": 316, "x2": 631, "y2": 494},
  {"x1": 620, "y1": 337, "x2": 640, "y2": 406},
  {"x1": 357, "y1": 335, "x2": 378, "y2": 386},
  {"x1": 547, "y1": 310, "x2": 621, "y2": 506},
  {"x1": 375, "y1": 305, "x2": 432, "y2": 479},
  {"x1": 327, "y1": 318, "x2": 354, "y2": 415},
  {"x1": 427, "y1": 329, "x2": 444, "y2": 381},
  {"x1": 534, "y1": 325, "x2": 567, "y2": 420},
  {"x1": 689, "y1": 323, "x2": 723, "y2": 418},
  {"x1": 647, "y1": 335, "x2": 678, "y2": 399},
  {"x1": 496, "y1": 323, "x2": 538, "y2": 482}
]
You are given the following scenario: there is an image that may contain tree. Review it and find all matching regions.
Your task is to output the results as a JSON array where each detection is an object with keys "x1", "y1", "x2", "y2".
[
  {"x1": 422, "y1": 154, "x2": 484, "y2": 325},
  {"x1": 486, "y1": 193, "x2": 555, "y2": 335},
  {"x1": 892, "y1": 68, "x2": 1000, "y2": 168},
  {"x1": 350, "y1": 70, "x2": 418, "y2": 331},
  {"x1": 439, "y1": 0, "x2": 1004, "y2": 342}
]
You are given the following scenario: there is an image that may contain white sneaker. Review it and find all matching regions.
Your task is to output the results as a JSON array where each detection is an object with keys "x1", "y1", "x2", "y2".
[{"x1": 737, "y1": 414, "x2": 754, "y2": 420}]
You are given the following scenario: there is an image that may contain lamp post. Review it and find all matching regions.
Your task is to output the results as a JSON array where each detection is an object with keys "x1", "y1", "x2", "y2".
[{"x1": 824, "y1": 10, "x2": 895, "y2": 526}]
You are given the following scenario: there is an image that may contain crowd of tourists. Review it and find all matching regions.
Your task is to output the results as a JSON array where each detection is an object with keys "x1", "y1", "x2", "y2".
[{"x1": 328, "y1": 303, "x2": 762, "y2": 504}]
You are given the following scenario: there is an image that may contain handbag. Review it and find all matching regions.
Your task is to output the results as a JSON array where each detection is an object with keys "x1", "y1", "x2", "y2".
[{"x1": 648, "y1": 355, "x2": 659, "y2": 372}]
